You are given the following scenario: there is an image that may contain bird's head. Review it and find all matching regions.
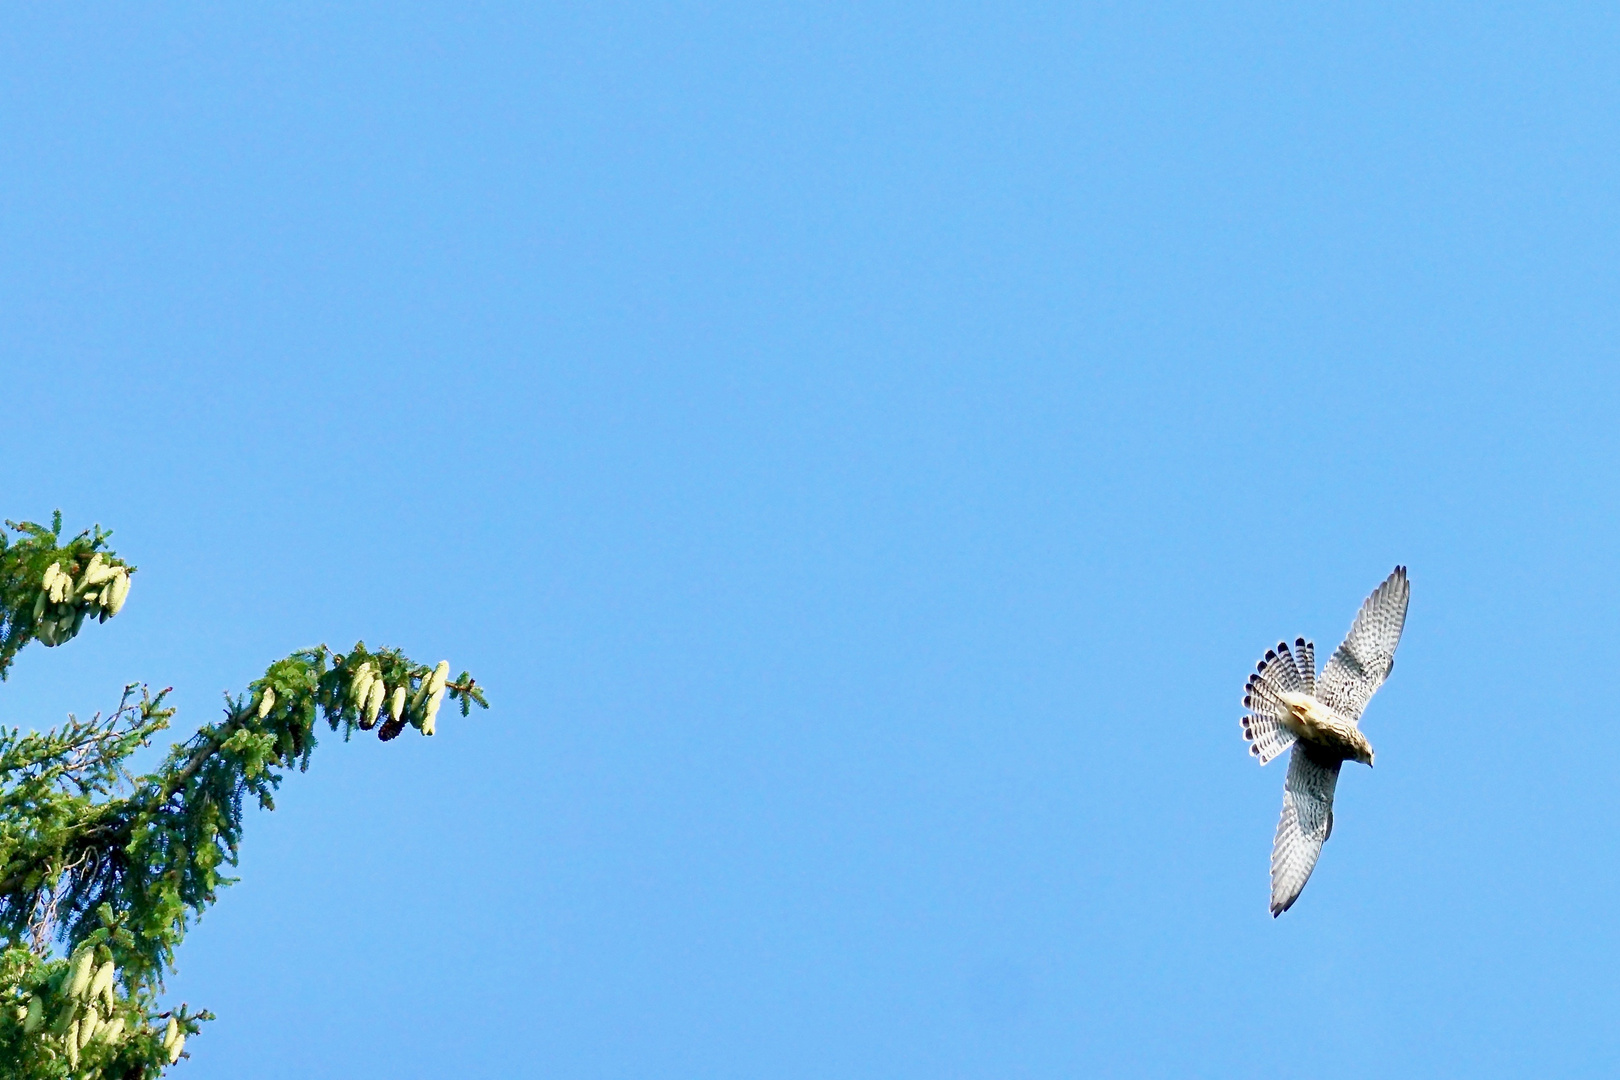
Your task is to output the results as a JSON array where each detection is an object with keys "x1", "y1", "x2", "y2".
[{"x1": 1353, "y1": 738, "x2": 1375, "y2": 768}]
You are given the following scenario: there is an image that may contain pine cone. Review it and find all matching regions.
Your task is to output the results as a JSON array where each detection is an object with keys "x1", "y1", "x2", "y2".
[
  {"x1": 88, "y1": 960, "x2": 114, "y2": 1002},
  {"x1": 67, "y1": 949, "x2": 95, "y2": 998}
]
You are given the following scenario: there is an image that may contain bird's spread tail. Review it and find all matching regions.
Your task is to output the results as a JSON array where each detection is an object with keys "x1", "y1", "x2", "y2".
[{"x1": 1240, "y1": 638, "x2": 1314, "y2": 765}]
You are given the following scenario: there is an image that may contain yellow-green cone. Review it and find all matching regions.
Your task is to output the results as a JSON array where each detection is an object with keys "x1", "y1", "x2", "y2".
[
  {"x1": 88, "y1": 960, "x2": 115, "y2": 1002},
  {"x1": 105, "y1": 569, "x2": 131, "y2": 615},
  {"x1": 364, "y1": 677, "x2": 386, "y2": 727},
  {"x1": 67, "y1": 949, "x2": 94, "y2": 998}
]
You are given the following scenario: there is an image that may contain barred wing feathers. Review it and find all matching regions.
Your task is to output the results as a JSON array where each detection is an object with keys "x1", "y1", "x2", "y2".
[
  {"x1": 1317, "y1": 566, "x2": 1410, "y2": 723},
  {"x1": 1270, "y1": 745, "x2": 1342, "y2": 916}
]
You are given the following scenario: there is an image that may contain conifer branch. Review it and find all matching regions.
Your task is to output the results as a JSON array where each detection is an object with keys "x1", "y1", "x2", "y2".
[{"x1": 0, "y1": 515, "x2": 490, "y2": 1077}]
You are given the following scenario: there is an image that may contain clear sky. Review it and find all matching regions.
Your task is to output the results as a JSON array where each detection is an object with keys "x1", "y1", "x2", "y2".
[{"x1": 3, "y1": 4, "x2": 1619, "y2": 1077}]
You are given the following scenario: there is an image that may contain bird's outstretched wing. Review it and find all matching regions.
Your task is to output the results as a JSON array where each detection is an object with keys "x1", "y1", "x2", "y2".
[
  {"x1": 1270, "y1": 745, "x2": 1342, "y2": 915},
  {"x1": 1316, "y1": 566, "x2": 1410, "y2": 723}
]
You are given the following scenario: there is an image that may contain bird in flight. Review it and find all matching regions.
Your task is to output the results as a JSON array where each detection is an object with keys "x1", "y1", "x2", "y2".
[{"x1": 1240, "y1": 567, "x2": 1410, "y2": 916}]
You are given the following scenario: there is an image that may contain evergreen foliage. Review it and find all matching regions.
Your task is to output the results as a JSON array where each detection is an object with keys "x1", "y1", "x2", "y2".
[{"x1": 0, "y1": 515, "x2": 488, "y2": 1077}]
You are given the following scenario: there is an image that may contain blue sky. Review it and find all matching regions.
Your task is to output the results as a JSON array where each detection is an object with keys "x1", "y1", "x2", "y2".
[{"x1": 4, "y1": 3, "x2": 1620, "y2": 1077}]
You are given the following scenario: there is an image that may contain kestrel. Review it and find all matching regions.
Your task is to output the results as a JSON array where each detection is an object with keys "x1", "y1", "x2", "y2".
[{"x1": 1240, "y1": 566, "x2": 1410, "y2": 916}]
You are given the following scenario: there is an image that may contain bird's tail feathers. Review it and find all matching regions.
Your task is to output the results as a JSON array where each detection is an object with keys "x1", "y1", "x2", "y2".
[
  {"x1": 1258, "y1": 638, "x2": 1313, "y2": 695},
  {"x1": 1241, "y1": 640, "x2": 1312, "y2": 765}
]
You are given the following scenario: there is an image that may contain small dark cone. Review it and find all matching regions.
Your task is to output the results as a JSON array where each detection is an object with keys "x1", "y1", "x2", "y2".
[{"x1": 377, "y1": 716, "x2": 407, "y2": 741}]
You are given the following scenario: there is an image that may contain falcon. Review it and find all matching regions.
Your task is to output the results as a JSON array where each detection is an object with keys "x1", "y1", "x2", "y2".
[{"x1": 1240, "y1": 566, "x2": 1410, "y2": 916}]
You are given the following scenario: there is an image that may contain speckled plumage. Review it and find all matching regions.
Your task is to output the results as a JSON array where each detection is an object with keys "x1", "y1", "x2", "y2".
[{"x1": 1239, "y1": 567, "x2": 1410, "y2": 916}]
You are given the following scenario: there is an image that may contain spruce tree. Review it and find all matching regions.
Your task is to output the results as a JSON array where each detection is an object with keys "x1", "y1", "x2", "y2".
[{"x1": 0, "y1": 514, "x2": 487, "y2": 1077}]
